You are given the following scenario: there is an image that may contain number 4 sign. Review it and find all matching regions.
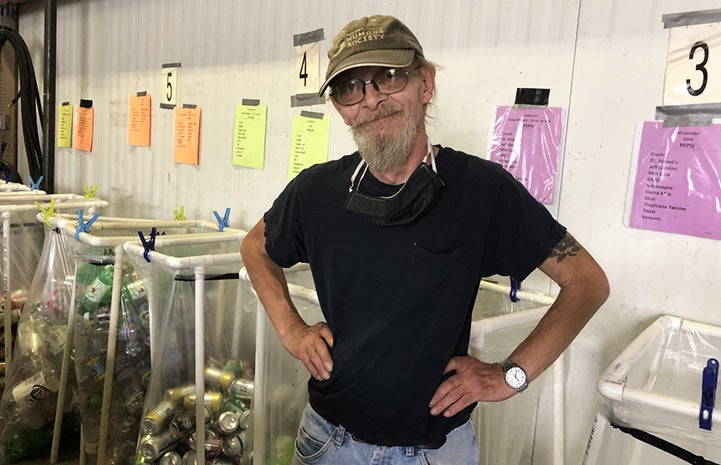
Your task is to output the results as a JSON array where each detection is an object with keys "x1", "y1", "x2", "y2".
[
  {"x1": 296, "y1": 41, "x2": 320, "y2": 94},
  {"x1": 662, "y1": 10, "x2": 721, "y2": 106},
  {"x1": 291, "y1": 28, "x2": 325, "y2": 107}
]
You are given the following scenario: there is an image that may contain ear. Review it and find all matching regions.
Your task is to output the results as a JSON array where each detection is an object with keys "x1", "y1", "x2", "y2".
[{"x1": 420, "y1": 65, "x2": 436, "y2": 105}]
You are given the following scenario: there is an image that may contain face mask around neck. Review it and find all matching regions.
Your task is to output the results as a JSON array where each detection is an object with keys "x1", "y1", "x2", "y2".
[{"x1": 344, "y1": 145, "x2": 445, "y2": 227}]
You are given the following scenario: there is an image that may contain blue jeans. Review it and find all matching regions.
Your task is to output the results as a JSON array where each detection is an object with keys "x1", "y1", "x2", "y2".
[{"x1": 291, "y1": 404, "x2": 480, "y2": 465}]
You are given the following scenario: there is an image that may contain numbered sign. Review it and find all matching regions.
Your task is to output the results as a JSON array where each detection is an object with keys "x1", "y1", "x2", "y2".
[
  {"x1": 161, "y1": 63, "x2": 181, "y2": 109},
  {"x1": 295, "y1": 41, "x2": 321, "y2": 95},
  {"x1": 663, "y1": 21, "x2": 721, "y2": 106}
]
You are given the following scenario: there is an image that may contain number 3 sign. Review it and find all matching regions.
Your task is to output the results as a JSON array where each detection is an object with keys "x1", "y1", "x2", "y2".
[{"x1": 662, "y1": 10, "x2": 721, "y2": 106}]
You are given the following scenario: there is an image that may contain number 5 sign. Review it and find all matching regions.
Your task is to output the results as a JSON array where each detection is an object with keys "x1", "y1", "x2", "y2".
[
  {"x1": 662, "y1": 10, "x2": 721, "y2": 106},
  {"x1": 161, "y1": 62, "x2": 180, "y2": 109}
]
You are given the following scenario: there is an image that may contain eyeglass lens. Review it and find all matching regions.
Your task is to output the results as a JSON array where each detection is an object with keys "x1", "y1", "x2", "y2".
[{"x1": 331, "y1": 68, "x2": 412, "y2": 106}]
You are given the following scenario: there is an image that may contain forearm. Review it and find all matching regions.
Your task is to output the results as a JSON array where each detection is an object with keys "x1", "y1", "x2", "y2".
[
  {"x1": 240, "y1": 219, "x2": 334, "y2": 379},
  {"x1": 240, "y1": 219, "x2": 306, "y2": 339},
  {"x1": 509, "y1": 242, "x2": 609, "y2": 382}
]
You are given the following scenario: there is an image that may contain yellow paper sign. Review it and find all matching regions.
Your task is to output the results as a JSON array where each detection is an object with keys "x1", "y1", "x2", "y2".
[
  {"x1": 57, "y1": 103, "x2": 73, "y2": 148},
  {"x1": 75, "y1": 103, "x2": 94, "y2": 152},
  {"x1": 128, "y1": 93, "x2": 152, "y2": 146},
  {"x1": 288, "y1": 113, "x2": 329, "y2": 180},
  {"x1": 174, "y1": 106, "x2": 201, "y2": 165},
  {"x1": 232, "y1": 103, "x2": 267, "y2": 169}
]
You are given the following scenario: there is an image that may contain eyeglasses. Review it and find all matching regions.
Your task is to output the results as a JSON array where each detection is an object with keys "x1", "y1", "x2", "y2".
[{"x1": 330, "y1": 67, "x2": 420, "y2": 106}]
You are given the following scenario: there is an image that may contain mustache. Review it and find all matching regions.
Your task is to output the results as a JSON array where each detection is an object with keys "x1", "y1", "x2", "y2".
[{"x1": 352, "y1": 105, "x2": 404, "y2": 129}]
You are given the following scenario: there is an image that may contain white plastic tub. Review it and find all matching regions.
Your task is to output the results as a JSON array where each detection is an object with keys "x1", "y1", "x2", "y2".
[{"x1": 584, "y1": 315, "x2": 721, "y2": 465}]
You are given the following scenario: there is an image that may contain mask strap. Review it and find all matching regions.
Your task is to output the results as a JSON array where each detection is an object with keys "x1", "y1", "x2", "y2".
[
  {"x1": 425, "y1": 137, "x2": 438, "y2": 173},
  {"x1": 349, "y1": 159, "x2": 367, "y2": 193},
  {"x1": 350, "y1": 138, "x2": 436, "y2": 193}
]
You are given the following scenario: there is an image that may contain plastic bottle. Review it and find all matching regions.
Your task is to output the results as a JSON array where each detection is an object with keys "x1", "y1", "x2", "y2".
[
  {"x1": 78, "y1": 264, "x2": 114, "y2": 315},
  {"x1": 2, "y1": 423, "x2": 54, "y2": 461},
  {"x1": 75, "y1": 261, "x2": 101, "y2": 286},
  {"x1": 7, "y1": 362, "x2": 61, "y2": 429},
  {"x1": 120, "y1": 278, "x2": 149, "y2": 356}
]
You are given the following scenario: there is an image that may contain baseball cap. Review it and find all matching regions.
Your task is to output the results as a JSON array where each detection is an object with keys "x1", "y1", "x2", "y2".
[{"x1": 318, "y1": 15, "x2": 424, "y2": 97}]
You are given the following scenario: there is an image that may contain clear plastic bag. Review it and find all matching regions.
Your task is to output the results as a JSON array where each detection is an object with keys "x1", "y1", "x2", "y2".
[
  {"x1": 125, "y1": 240, "x2": 250, "y2": 464},
  {"x1": 0, "y1": 227, "x2": 80, "y2": 464}
]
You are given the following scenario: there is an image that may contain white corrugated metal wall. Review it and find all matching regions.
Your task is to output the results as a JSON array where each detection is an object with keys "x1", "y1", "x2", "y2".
[{"x1": 14, "y1": 1, "x2": 721, "y2": 464}]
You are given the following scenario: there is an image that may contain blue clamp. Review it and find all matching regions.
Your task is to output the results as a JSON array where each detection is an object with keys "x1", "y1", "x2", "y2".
[
  {"x1": 138, "y1": 227, "x2": 158, "y2": 263},
  {"x1": 29, "y1": 175, "x2": 44, "y2": 191},
  {"x1": 213, "y1": 207, "x2": 231, "y2": 232},
  {"x1": 75, "y1": 209, "x2": 100, "y2": 240},
  {"x1": 700, "y1": 358, "x2": 718, "y2": 431},
  {"x1": 510, "y1": 277, "x2": 521, "y2": 303}
]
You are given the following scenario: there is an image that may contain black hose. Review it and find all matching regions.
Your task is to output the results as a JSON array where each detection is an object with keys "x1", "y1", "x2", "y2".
[{"x1": 0, "y1": 9, "x2": 44, "y2": 186}]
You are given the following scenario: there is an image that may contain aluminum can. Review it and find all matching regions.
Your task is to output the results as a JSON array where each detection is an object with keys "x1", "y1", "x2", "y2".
[
  {"x1": 169, "y1": 408, "x2": 196, "y2": 434},
  {"x1": 228, "y1": 378, "x2": 254, "y2": 399},
  {"x1": 140, "y1": 428, "x2": 183, "y2": 461},
  {"x1": 183, "y1": 391, "x2": 223, "y2": 413},
  {"x1": 237, "y1": 408, "x2": 253, "y2": 430},
  {"x1": 187, "y1": 429, "x2": 222, "y2": 456},
  {"x1": 204, "y1": 366, "x2": 235, "y2": 389},
  {"x1": 181, "y1": 451, "x2": 232, "y2": 465},
  {"x1": 216, "y1": 411, "x2": 239, "y2": 434},
  {"x1": 170, "y1": 404, "x2": 211, "y2": 433},
  {"x1": 220, "y1": 435, "x2": 243, "y2": 459},
  {"x1": 222, "y1": 396, "x2": 248, "y2": 416},
  {"x1": 159, "y1": 451, "x2": 182, "y2": 465},
  {"x1": 142, "y1": 399, "x2": 177, "y2": 435},
  {"x1": 164, "y1": 384, "x2": 196, "y2": 402}
]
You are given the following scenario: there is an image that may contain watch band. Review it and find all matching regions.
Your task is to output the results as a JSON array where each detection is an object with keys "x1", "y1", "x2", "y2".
[{"x1": 498, "y1": 358, "x2": 514, "y2": 372}]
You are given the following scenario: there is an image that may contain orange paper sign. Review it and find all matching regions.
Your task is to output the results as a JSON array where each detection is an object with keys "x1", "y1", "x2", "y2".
[
  {"x1": 75, "y1": 104, "x2": 94, "y2": 152},
  {"x1": 174, "y1": 106, "x2": 201, "y2": 165},
  {"x1": 128, "y1": 93, "x2": 151, "y2": 146}
]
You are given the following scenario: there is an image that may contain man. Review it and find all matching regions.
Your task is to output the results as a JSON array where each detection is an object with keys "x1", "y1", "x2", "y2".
[{"x1": 240, "y1": 14, "x2": 609, "y2": 465}]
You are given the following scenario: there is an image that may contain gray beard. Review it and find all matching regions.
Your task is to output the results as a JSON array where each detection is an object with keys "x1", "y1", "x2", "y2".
[{"x1": 351, "y1": 109, "x2": 418, "y2": 173}]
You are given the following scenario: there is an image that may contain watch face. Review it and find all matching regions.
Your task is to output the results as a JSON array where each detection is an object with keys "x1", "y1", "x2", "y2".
[{"x1": 505, "y1": 366, "x2": 527, "y2": 389}]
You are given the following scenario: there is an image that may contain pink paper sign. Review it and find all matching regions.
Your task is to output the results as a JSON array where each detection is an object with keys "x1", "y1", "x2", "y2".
[
  {"x1": 629, "y1": 122, "x2": 721, "y2": 240},
  {"x1": 489, "y1": 106, "x2": 564, "y2": 204}
]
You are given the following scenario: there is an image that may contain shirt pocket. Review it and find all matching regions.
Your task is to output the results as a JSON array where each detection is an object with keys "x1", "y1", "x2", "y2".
[{"x1": 394, "y1": 241, "x2": 478, "y2": 318}]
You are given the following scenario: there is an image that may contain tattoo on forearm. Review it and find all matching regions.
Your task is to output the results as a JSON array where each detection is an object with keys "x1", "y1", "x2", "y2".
[{"x1": 550, "y1": 233, "x2": 581, "y2": 263}]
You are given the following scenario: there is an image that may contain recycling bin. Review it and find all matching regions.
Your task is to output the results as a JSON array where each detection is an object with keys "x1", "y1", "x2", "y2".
[{"x1": 584, "y1": 315, "x2": 721, "y2": 465}]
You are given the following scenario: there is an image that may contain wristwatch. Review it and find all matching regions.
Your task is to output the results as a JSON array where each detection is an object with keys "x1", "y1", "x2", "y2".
[{"x1": 499, "y1": 358, "x2": 528, "y2": 393}]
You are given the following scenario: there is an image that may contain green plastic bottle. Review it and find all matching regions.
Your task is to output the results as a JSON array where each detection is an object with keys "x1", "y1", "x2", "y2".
[
  {"x1": 75, "y1": 262, "x2": 100, "y2": 286},
  {"x1": 78, "y1": 264, "x2": 114, "y2": 315},
  {"x1": 3, "y1": 424, "x2": 54, "y2": 461}
]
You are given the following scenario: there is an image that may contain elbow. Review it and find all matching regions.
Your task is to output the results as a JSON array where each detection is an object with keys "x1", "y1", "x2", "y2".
[
  {"x1": 588, "y1": 266, "x2": 610, "y2": 310},
  {"x1": 240, "y1": 220, "x2": 266, "y2": 262}
]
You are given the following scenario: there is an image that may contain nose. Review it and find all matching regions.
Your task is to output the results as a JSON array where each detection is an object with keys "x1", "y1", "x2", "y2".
[{"x1": 361, "y1": 80, "x2": 388, "y2": 109}]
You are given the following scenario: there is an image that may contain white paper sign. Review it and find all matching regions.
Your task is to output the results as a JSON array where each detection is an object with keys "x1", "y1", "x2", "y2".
[
  {"x1": 295, "y1": 42, "x2": 320, "y2": 95},
  {"x1": 663, "y1": 21, "x2": 721, "y2": 106}
]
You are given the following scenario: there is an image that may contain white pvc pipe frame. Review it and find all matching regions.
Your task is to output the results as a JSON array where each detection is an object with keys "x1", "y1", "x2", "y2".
[
  {"x1": 44, "y1": 213, "x2": 245, "y2": 465},
  {"x1": 0, "y1": 180, "x2": 34, "y2": 192},
  {"x1": 1, "y1": 196, "x2": 107, "y2": 385},
  {"x1": 240, "y1": 268, "x2": 564, "y2": 465},
  {"x1": 584, "y1": 315, "x2": 721, "y2": 465}
]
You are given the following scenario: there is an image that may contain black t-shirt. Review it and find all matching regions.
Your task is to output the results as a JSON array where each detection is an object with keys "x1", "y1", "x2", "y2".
[{"x1": 263, "y1": 146, "x2": 566, "y2": 446}]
